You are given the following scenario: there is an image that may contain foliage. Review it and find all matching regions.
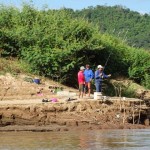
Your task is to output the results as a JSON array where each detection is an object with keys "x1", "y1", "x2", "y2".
[
  {"x1": 72, "y1": 5, "x2": 150, "y2": 50},
  {"x1": 128, "y1": 48, "x2": 150, "y2": 88},
  {"x1": 0, "y1": 58, "x2": 31, "y2": 75},
  {"x1": 0, "y1": 4, "x2": 150, "y2": 89}
]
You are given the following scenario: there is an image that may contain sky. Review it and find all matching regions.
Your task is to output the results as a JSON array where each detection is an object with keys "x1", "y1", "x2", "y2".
[{"x1": 0, "y1": 0, "x2": 150, "y2": 14}]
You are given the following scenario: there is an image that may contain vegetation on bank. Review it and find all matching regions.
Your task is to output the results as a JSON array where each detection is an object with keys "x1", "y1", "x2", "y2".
[
  {"x1": 0, "y1": 58, "x2": 31, "y2": 75},
  {"x1": 0, "y1": 4, "x2": 150, "y2": 89}
]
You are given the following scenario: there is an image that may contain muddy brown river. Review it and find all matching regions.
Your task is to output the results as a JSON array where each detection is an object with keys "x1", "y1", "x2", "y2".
[{"x1": 0, "y1": 129, "x2": 150, "y2": 150}]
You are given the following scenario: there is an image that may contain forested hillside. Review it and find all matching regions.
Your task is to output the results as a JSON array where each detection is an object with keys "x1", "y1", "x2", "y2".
[
  {"x1": 72, "y1": 5, "x2": 150, "y2": 50},
  {"x1": 0, "y1": 4, "x2": 150, "y2": 89}
]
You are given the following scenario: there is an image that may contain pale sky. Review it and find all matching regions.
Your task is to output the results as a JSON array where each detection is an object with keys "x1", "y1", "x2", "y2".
[{"x1": 0, "y1": 0, "x2": 150, "y2": 14}]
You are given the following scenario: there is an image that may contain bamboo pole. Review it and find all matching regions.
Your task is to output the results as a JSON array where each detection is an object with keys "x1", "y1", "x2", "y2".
[
  {"x1": 138, "y1": 100, "x2": 141, "y2": 124},
  {"x1": 1, "y1": 87, "x2": 10, "y2": 101},
  {"x1": 123, "y1": 97, "x2": 126, "y2": 124},
  {"x1": 132, "y1": 102, "x2": 135, "y2": 125},
  {"x1": 119, "y1": 86, "x2": 122, "y2": 111}
]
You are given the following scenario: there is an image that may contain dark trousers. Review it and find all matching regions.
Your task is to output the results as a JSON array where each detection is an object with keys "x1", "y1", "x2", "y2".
[{"x1": 95, "y1": 81, "x2": 102, "y2": 92}]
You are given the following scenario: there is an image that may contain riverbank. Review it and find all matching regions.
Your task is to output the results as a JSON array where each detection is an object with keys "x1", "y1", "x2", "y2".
[
  {"x1": 0, "y1": 98, "x2": 150, "y2": 132},
  {"x1": 0, "y1": 73, "x2": 150, "y2": 132}
]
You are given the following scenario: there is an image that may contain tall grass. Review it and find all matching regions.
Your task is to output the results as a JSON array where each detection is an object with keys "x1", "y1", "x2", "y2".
[{"x1": 0, "y1": 58, "x2": 31, "y2": 75}]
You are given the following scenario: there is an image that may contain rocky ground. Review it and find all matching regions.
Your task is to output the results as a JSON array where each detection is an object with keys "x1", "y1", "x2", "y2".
[{"x1": 0, "y1": 73, "x2": 150, "y2": 132}]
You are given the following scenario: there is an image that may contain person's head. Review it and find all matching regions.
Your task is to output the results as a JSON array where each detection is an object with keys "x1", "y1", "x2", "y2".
[
  {"x1": 80, "y1": 66, "x2": 85, "y2": 72},
  {"x1": 97, "y1": 65, "x2": 103, "y2": 71},
  {"x1": 86, "y1": 64, "x2": 90, "y2": 69}
]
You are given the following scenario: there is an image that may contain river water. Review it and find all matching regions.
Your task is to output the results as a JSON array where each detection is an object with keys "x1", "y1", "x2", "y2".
[{"x1": 0, "y1": 129, "x2": 150, "y2": 150}]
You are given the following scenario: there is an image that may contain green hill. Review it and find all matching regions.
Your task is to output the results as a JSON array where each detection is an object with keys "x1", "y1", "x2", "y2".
[{"x1": 72, "y1": 5, "x2": 150, "y2": 50}]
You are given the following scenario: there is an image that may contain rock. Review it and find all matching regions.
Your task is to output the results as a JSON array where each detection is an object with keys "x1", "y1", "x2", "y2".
[
  {"x1": 144, "y1": 119, "x2": 150, "y2": 126},
  {"x1": 66, "y1": 121, "x2": 78, "y2": 126},
  {"x1": 62, "y1": 128, "x2": 69, "y2": 131},
  {"x1": 38, "y1": 114, "x2": 47, "y2": 121},
  {"x1": 47, "y1": 106, "x2": 56, "y2": 112},
  {"x1": 30, "y1": 106, "x2": 36, "y2": 113},
  {"x1": 53, "y1": 105, "x2": 62, "y2": 112},
  {"x1": 57, "y1": 121, "x2": 66, "y2": 126},
  {"x1": 61, "y1": 104, "x2": 68, "y2": 111},
  {"x1": 68, "y1": 103, "x2": 77, "y2": 112},
  {"x1": 21, "y1": 113, "x2": 36, "y2": 120}
]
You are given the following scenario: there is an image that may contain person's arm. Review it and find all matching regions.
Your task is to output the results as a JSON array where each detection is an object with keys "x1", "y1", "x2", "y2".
[
  {"x1": 83, "y1": 70, "x2": 85, "y2": 78},
  {"x1": 90, "y1": 70, "x2": 94, "y2": 80},
  {"x1": 89, "y1": 70, "x2": 94, "y2": 81},
  {"x1": 82, "y1": 72, "x2": 85, "y2": 83},
  {"x1": 103, "y1": 72, "x2": 111, "y2": 78},
  {"x1": 77, "y1": 72, "x2": 80, "y2": 83},
  {"x1": 95, "y1": 70, "x2": 100, "y2": 79}
]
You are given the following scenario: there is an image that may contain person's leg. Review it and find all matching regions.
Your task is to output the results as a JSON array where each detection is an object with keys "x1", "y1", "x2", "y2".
[
  {"x1": 87, "y1": 82, "x2": 91, "y2": 97},
  {"x1": 79, "y1": 84, "x2": 81, "y2": 98},
  {"x1": 81, "y1": 84, "x2": 84, "y2": 98},
  {"x1": 95, "y1": 82, "x2": 100, "y2": 92},
  {"x1": 84, "y1": 83, "x2": 87, "y2": 95},
  {"x1": 99, "y1": 81, "x2": 102, "y2": 92}
]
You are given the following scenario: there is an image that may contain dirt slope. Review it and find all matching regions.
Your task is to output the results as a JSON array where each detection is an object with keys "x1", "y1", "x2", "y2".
[{"x1": 0, "y1": 73, "x2": 77, "y2": 101}]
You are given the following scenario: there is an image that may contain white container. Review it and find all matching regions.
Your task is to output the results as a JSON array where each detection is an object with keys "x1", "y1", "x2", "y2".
[
  {"x1": 94, "y1": 92, "x2": 102, "y2": 100},
  {"x1": 57, "y1": 91, "x2": 69, "y2": 96},
  {"x1": 57, "y1": 91, "x2": 76, "y2": 97}
]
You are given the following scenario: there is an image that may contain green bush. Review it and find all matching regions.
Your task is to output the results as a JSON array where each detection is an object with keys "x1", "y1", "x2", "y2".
[
  {"x1": 0, "y1": 4, "x2": 150, "y2": 89},
  {"x1": 128, "y1": 49, "x2": 150, "y2": 88}
]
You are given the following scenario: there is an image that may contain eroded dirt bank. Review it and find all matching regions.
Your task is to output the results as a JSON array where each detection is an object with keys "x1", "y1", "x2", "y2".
[
  {"x1": 0, "y1": 73, "x2": 150, "y2": 131},
  {"x1": 0, "y1": 99, "x2": 150, "y2": 132}
]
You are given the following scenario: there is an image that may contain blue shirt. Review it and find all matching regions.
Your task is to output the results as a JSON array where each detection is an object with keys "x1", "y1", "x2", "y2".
[
  {"x1": 84, "y1": 69, "x2": 94, "y2": 82},
  {"x1": 95, "y1": 70, "x2": 108, "y2": 83}
]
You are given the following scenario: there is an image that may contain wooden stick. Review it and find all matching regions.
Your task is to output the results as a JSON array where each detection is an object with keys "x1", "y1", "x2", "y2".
[
  {"x1": 138, "y1": 100, "x2": 141, "y2": 124},
  {"x1": 119, "y1": 86, "x2": 122, "y2": 111},
  {"x1": 123, "y1": 97, "x2": 126, "y2": 124},
  {"x1": 132, "y1": 102, "x2": 135, "y2": 125},
  {"x1": 1, "y1": 87, "x2": 10, "y2": 101}
]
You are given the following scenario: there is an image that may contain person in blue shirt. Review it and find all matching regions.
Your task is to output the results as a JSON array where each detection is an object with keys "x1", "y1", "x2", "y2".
[
  {"x1": 95, "y1": 65, "x2": 111, "y2": 93},
  {"x1": 84, "y1": 64, "x2": 94, "y2": 97}
]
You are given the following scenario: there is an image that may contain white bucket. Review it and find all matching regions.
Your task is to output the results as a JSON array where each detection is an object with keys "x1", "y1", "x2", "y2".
[{"x1": 94, "y1": 92, "x2": 102, "y2": 100}]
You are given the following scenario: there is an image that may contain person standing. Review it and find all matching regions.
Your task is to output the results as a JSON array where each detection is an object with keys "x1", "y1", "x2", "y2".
[
  {"x1": 78, "y1": 66, "x2": 85, "y2": 98},
  {"x1": 84, "y1": 64, "x2": 94, "y2": 97},
  {"x1": 95, "y1": 65, "x2": 111, "y2": 93}
]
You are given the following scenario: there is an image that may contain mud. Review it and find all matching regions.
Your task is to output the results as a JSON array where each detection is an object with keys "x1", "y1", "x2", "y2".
[{"x1": 0, "y1": 99, "x2": 149, "y2": 132}]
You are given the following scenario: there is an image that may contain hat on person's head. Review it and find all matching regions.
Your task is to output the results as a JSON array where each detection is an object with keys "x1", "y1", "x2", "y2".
[
  {"x1": 97, "y1": 65, "x2": 103, "y2": 69},
  {"x1": 80, "y1": 66, "x2": 85, "y2": 70}
]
